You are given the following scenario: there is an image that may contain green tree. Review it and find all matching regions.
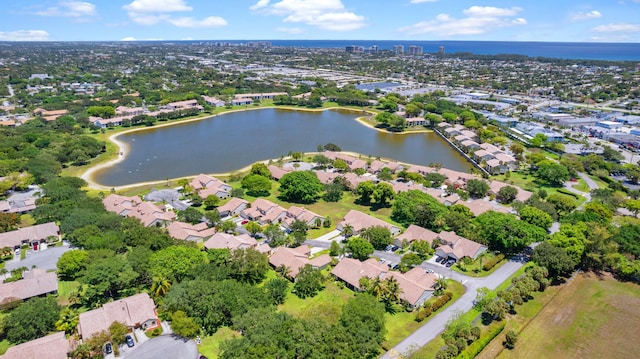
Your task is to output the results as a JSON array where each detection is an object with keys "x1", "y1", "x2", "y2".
[
  {"x1": 279, "y1": 171, "x2": 323, "y2": 203},
  {"x1": 338, "y1": 294, "x2": 386, "y2": 358},
  {"x1": 399, "y1": 253, "x2": 423, "y2": 272},
  {"x1": 55, "y1": 307, "x2": 79, "y2": 335},
  {"x1": 228, "y1": 248, "x2": 269, "y2": 284},
  {"x1": 530, "y1": 133, "x2": 548, "y2": 147},
  {"x1": 170, "y1": 311, "x2": 201, "y2": 338},
  {"x1": 392, "y1": 190, "x2": 449, "y2": 230},
  {"x1": 204, "y1": 209, "x2": 221, "y2": 227},
  {"x1": 292, "y1": 264, "x2": 325, "y2": 299},
  {"x1": 57, "y1": 249, "x2": 89, "y2": 280},
  {"x1": 4, "y1": 296, "x2": 61, "y2": 344},
  {"x1": 411, "y1": 240, "x2": 434, "y2": 259},
  {"x1": 149, "y1": 245, "x2": 206, "y2": 282},
  {"x1": 504, "y1": 330, "x2": 518, "y2": 349},
  {"x1": 179, "y1": 207, "x2": 203, "y2": 224},
  {"x1": 330, "y1": 240, "x2": 342, "y2": 256},
  {"x1": 356, "y1": 181, "x2": 376, "y2": 204},
  {"x1": 346, "y1": 236, "x2": 374, "y2": 260},
  {"x1": 536, "y1": 160, "x2": 570, "y2": 186},
  {"x1": 249, "y1": 163, "x2": 271, "y2": 178},
  {"x1": 519, "y1": 205, "x2": 553, "y2": 230},
  {"x1": 289, "y1": 219, "x2": 309, "y2": 247},
  {"x1": 532, "y1": 242, "x2": 576, "y2": 279},
  {"x1": 496, "y1": 186, "x2": 518, "y2": 204},
  {"x1": 109, "y1": 321, "x2": 129, "y2": 346},
  {"x1": 546, "y1": 193, "x2": 577, "y2": 216},
  {"x1": 204, "y1": 195, "x2": 220, "y2": 209},
  {"x1": 264, "y1": 277, "x2": 289, "y2": 305},
  {"x1": 475, "y1": 211, "x2": 548, "y2": 254},
  {"x1": 372, "y1": 182, "x2": 395, "y2": 207},
  {"x1": 361, "y1": 226, "x2": 392, "y2": 250},
  {"x1": 466, "y1": 179, "x2": 490, "y2": 198},
  {"x1": 245, "y1": 221, "x2": 262, "y2": 236},
  {"x1": 86, "y1": 105, "x2": 115, "y2": 118},
  {"x1": 81, "y1": 255, "x2": 139, "y2": 306},
  {"x1": 151, "y1": 275, "x2": 172, "y2": 297},
  {"x1": 241, "y1": 174, "x2": 272, "y2": 196}
]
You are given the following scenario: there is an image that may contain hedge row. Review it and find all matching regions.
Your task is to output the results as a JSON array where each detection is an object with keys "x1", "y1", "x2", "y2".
[
  {"x1": 557, "y1": 188, "x2": 580, "y2": 199},
  {"x1": 415, "y1": 291, "x2": 453, "y2": 322},
  {"x1": 482, "y1": 254, "x2": 505, "y2": 271},
  {"x1": 456, "y1": 321, "x2": 506, "y2": 359}
]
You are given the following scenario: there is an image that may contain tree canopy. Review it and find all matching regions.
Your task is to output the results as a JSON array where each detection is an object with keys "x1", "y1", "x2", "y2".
[{"x1": 279, "y1": 171, "x2": 323, "y2": 203}]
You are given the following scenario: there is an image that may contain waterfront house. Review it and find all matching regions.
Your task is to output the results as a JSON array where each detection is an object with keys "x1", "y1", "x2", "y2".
[{"x1": 189, "y1": 174, "x2": 232, "y2": 199}]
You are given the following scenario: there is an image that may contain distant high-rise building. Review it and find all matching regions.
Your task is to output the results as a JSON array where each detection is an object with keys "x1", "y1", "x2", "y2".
[
  {"x1": 408, "y1": 45, "x2": 423, "y2": 55},
  {"x1": 393, "y1": 45, "x2": 404, "y2": 55},
  {"x1": 439, "y1": 46, "x2": 445, "y2": 56},
  {"x1": 345, "y1": 45, "x2": 364, "y2": 53},
  {"x1": 371, "y1": 45, "x2": 378, "y2": 53}
]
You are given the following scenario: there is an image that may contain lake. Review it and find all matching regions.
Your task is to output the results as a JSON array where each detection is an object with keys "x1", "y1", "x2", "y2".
[{"x1": 91, "y1": 108, "x2": 471, "y2": 186}]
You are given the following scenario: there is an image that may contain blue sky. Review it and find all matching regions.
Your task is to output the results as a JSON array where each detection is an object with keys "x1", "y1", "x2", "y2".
[{"x1": 1, "y1": 0, "x2": 640, "y2": 42}]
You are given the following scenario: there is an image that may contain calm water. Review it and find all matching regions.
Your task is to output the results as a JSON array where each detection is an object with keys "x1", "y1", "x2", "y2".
[{"x1": 92, "y1": 108, "x2": 471, "y2": 186}]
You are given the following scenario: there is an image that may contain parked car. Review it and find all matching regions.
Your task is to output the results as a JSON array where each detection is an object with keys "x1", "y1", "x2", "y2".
[
  {"x1": 125, "y1": 335, "x2": 135, "y2": 348},
  {"x1": 439, "y1": 257, "x2": 448, "y2": 264},
  {"x1": 445, "y1": 259, "x2": 456, "y2": 267},
  {"x1": 435, "y1": 256, "x2": 443, "y2": 263},
  {"x1": 104, "y1": 342, "x2": 113, "y2": 355}
]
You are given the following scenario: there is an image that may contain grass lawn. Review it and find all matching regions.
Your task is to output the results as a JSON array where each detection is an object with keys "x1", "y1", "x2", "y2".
[
  {"x1": 197, "y1": 327, "x2": 240, "y2": 359},
  {"x1": 383, "y1": 280, "x2": 465, "y2": 350},
  {"x1": 573, "y1": 178, "x2": 590, "y2": 192},
  {"x1": 452, "y1": 252, "x2": 506, "y2": 278},
  {"x1": 494, "y1": 171, "x2": 585, "y2": 204},
  {"x1": 489, "y1": 272, "x2": 640, "y2": 359},
  {"x1": 57, "y1": 280, "x2": 80, "y2": 306},
  {"x1": 0, "y1": 339, "x2": 11, "y2": 355},
  {"x1": 279, "y1": 279, "x2": 354, "y2": 324}
]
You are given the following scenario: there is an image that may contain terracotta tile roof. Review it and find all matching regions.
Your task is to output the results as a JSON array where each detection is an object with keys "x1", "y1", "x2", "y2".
[
  {"x1": 1, "y1": 332, "x2": 70, "y2": 359},
  {"x1": 0, "y1": 222, "x2": 60, "y2": 248},
  {"x1": 167, "y1": 221, "x2": 216, "y2": 242},
  {"x1": 395, "y1": 224, "x2": 439, "y2": 245},
  {"x1": 0, "y1": 269, "x2": 58, "y2": 305},
  {"x1": 338, "y1": 210, "x2": 401, "y2": 235},
  {"x1": 203, "y1": 232, "x2": 257, "y2": 251},
  {"x1": 78, "y1": 293, "x2": 157, "y2": 339}
]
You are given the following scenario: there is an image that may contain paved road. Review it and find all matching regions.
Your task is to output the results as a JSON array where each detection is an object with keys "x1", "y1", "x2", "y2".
[
  {"x1": 124, "y1": 335, "x2": 198, "y2": 359},
  {"x1": 5, "y1": 245, "x2": 71, "y2": 272},
  {"x1": 381, "y1": 258, "x2": 526, "y2": 359}
]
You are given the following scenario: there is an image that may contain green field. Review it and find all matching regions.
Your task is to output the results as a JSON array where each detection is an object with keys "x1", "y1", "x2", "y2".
[{"x1": 494, "y1": 272, "x2": 640, "y2": 359}]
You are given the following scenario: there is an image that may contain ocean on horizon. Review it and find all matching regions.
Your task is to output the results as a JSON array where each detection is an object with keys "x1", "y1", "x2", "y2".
[{"x1": 203, "y1": 40, "x2": 640, "y2": 62}]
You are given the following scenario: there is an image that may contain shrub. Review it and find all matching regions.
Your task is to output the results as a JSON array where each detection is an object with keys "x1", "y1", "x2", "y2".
[
  {"x1": 457, "y1": 321, "x2": 506, "y2": 359},
  {"x1": 482, "y1": 254, "x2": 505, "y2": 271},
  {"x1": 504, "y1": 329, "x2": 518, "y2": 349},
  {"x1": 557, "y1": 188, "x2": 580, "y2": 199}
]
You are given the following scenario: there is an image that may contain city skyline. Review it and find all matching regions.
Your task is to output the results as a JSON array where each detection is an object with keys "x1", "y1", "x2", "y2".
[{"x1": 1, "y1": 0, "x2": 640, "y2": 42}]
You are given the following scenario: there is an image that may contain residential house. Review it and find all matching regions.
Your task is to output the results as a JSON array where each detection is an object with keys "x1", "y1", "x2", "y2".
[
  {"x1": 0, "y1": 222, "x2": 60, "y2": 250},
  {"x1": 336, "y1": 210, "x2": 401, "y2": 236},
  {"x1": 406, "y1": 118, "x2": 426, "y2": 127},
  {"x1": 0, "y1": 269, "x2": 58, "y2": 306},
  {"x1": 268, "y1": 165, "x2": 290, "y2": 181},
  {"x1": 488, "y1": 180, "x2": 532, "y2": 202},
  {"x1": 166, "y1": 99, "x2": 203, "y2": 111},
  {"x1": 231, "y1": 98, "x2": 253, "y2": 106},
  {"x1": 284, "y1": 206, "x2": 324, "y2": 228},
  {"x1": 217, "y1": 198, "x2": 249, "y2": 217},
  {"x1": 268, "y1": 245, "x2": 331, "y2": 280},
  {"x1": 203, "y1": 232, "x2": 258, "y2": 251},
  {"x1": 202, "y1": 96, "x2": 225, "y2": 107},
  {"x1": 33, "y1": 109, "x2": 68, "y2": 122},
  {"x1": 115, "y1": 106, "x2": 144, "y2": 116},
  {"x1": 314, "y1": 170, "x2": 340, "y2": 185},
  {"x1": 189, "y1": 174, "x2": 232, "y2": 199},
  {"x1": 167, "y1": 221, "x2": 216, "y2": 242},
  {"x1": 0, "y1": 198, "x2": 36, "y2": 214},
  {"x1": 394, "y1": 224, "x2": 439, "y2": 247},
  {"x1": 241, "y1": 199, "x2": 288, "y2": 225},
  {"x1": 435, "y1": 231, "x2": 487, "y2": 261},
  {"x1": 342, "y1": 173, "x2": 374, "y2": 190},
  {"x1": 103, "y1": 194, "x2": 175, "y2": 227},
  {"x1": 235, "y1": 92, "x2": 288, "y2": 101},
  {"x1": 0, "y1": 332, "x2": 71, "y2": 359},
  {"x1": 78, "y1": 293, "x2": 159, "y2": 340},
  {"x1": 331, "y1": 258, "x2": 438, "y2": 309}
]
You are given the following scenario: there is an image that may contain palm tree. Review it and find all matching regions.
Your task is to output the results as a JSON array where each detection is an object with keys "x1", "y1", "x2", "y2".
[
  {"x1": 55, "y1": 307, "x2": 79, "y2": 334},
  {"x1": 434, "y1": 277, "x2": 448, "y2": 296},
  {"x1": 384, "y1": 277, "x2": 403, "y2": 305},
  {"x1": 151, "y1": 276, "x2": 172, "y2": 297},
  {"x1": 368, "y1": 277, "x2": 387, "y2": 300},
  {"x1": 341, "y1": 224, "x2": 354, "y2": 238}
]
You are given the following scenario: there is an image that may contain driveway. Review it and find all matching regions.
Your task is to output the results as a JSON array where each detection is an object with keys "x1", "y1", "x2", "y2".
[
  {"x1": 124, "y1": 335, "x2": 198, "y2": 359},
  {"x1": 144, "y1": 188, "x2": 189, "y2": 211},
  {"x1": 5, "y1": 245, "x2": 71, "y2": 272}
]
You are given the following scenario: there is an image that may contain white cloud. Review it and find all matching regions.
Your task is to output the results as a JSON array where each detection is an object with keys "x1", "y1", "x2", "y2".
[
  {"x1": 121, "y1": 36, "x2": 137, "y2": 41},
  {"x1": 0, "y1": 30, "x2": 50, "y2": 41},
  {"x1": 168, "y1": 16, "x2": 227, "y2": 28},
  {"x1": 123, "y1": 0, "x2": 227, "y2": 28},
  {"x1": 250, "y1": 0, "x2": 271, "y2": 11},
  {"x1": 592, "y1": 23, "x2": 640, "y2": 32},
  {"x1": 252, "y1": 0, "x2": 366, "y2": 31},
  {"x1": 410, "y1": 0, "x2": 439, "y2": 3},
  {"x1": 123, "y1": 0, "x2": 192, "y2": 13},
  {"x1": 572, "y1": 10, "x2": 602, "y2": 21},
  {"x1": 276, "y1": 26, "x2": 304, "y2": 34},
  {"x1": 35, "y1": 1, "x2": 96, "y2": 18},
  {"x1": 399, "y1": 6, "x2": 526, "y2": 36},
  {"x1": 463, "y1": 6, "x2": 522, "y2": 17}
]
